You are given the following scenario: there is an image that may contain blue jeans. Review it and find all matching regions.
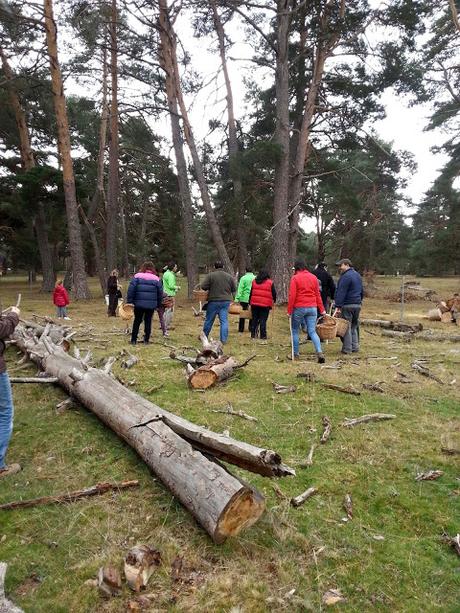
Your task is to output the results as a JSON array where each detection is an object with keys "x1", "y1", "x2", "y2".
[
  {"x1": 0, "y1": 372, "x2": 14, "y2": 469},
  {"x1": 292, "y1": 307, "x2": 322, "y2": 355},
  {"x1": 203, "y1": 301, "x2": 230, "y2": 343},
  {"x1": 56, "y1": 306, "x2": 67, "y2": 318}
]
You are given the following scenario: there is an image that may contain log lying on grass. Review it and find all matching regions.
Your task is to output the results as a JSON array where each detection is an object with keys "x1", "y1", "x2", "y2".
[
  {"x1": 13, "y1": 323, "x2": 294, "y2": 542},
  {"x1": 0, "y1": 563, "x2": 23, "y2": 613},
  {"x1": 361, "y1": 319, "x2": 423, "y2": 333}
]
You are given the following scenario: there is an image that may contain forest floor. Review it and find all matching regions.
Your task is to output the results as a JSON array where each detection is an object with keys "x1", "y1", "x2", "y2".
[{"x1": 0, "y1": 275, "x2": 459, "y2": 612}]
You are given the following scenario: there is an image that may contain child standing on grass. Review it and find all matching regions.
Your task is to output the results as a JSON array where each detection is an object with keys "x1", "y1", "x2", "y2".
[{"x1": 53, "y1": 280, "x2": 71, "y2": 320}]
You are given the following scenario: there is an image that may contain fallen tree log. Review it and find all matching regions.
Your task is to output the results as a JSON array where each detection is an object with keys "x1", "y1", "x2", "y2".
[
  {"x1": 0, "y1": 563, "x2": 23, "y2": 613},
  {"x1": 0, "y1": 480, "x2": 139, "y2": 511},
  {"x1": 187, "y1": 356, "x2": 239, "y2": 389},
  {"x1": 361, "y1": 319, "x2": 423, "y2": 333},
  {"x1": 13, "y1": 324, "x2": 294, "y2": 541},
  {"x1": 342, "y1": 414, "x2": 396, "y2": 427},
  {"x1": 381, "y1": 330, "x2": 413, "y2": 340},
  {"x1": 417, "y1": 331, "x2": 460, "y2": 343}
]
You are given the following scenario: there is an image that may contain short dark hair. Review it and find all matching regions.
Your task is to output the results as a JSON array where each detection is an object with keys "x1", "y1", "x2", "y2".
[
  {"x1": 214, "y1": 261, "x2": 224, "y2": 269},
  {"x1": 255, "y1": 269, "x2": 270, "y2": 283},
  {"x1": 317, "y1": 262, "x2": 326, "y2": 268},
  {"x1": 294, "y1": 259, "x2": 307, "y2": 271},
  {"x1": 168, "y1": 262, "x2": 176, "y2": 270},
  {"x1": 245, "y1": 266, "x2": 253, "y2": 273}
]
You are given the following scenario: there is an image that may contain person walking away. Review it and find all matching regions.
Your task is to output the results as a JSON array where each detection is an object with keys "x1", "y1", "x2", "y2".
[
  {"x1": 287, "y1": 259, "x2": 326, "y2": 363},
  {"x1": 201, "y1": 261, "x2": 236, "y2": 343},
  {"x1": 313, "y1": 262, "x2": 336, "y2": 313},
  {"x1": 162, "y1": 263, "x2": 180, "y2": 330},
  {"x1": 127, "y1": 261, "x2": 163, "y2": 344},
  {"x1": 107, "y1": 269, "x2": 119, "y2": 316},
  {"x1": 53, "y1": 280, "x2": 71, "y2": 320},
  {"x1": 235, "y1": 267, "x2": 256, "y2": 332},
  {"x1": 334, "y1": 258, "x2": 363, "y2": 354},
  {"x1": 249, "y1": 270, "x2": 276, "y2": 342},
  {"x1": 0, "y1": 305, "x2": 21, "y2": 478}
]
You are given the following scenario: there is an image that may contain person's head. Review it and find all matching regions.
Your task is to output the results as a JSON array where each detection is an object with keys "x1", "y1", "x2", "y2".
[
  {"x1": 316, "y1": 262, "x2": 327, "y2": 270},
  {"x1": 214, "y1": 261, "x2": 224, "y2": 270},
  {"x1": 335, "y1": 258, "x2": 352, "y2": 273},
  {"x1": 111, "y1": 269, "x2": 119, "y2": 277},
  {"x1": 140, "y1": 261, "x2": 156, "y2": 273},
  {"x1": 255, "y1": 269, "x2": 270, "y2": 283},
  {"x1": 245, "y1": 266, "x2": 253, "y2": 273},
  {"x1": 56, "y1": 280, "x2": 63, "y2": 287},
  {"x1": 168, "y1": 262, "x2": 178, "y2": 272},
  {"x1": 294, "y1": 259, "x2": 307, "y2": 272}
]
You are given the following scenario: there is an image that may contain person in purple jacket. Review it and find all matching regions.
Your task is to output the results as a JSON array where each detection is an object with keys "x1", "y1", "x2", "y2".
[
  {"x1": 0, "y1": 305, "x2": 21, "y2": 479},
  {"x1": 127, "y1": 261, "x2": 163, "y2": 345}
]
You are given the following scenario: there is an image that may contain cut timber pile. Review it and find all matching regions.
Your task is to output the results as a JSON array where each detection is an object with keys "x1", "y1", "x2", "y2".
[
  {"x1": 12, "y1": 322, "x2": 294, "y2": 543},
  {"x1": 171, "y1": 332, "x2": 255, "y2": 390}
]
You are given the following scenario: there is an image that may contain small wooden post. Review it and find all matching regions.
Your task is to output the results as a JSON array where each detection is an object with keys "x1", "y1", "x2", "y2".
[{"x1": 400, "y1": 275, "x2": 405, "y2": 322}]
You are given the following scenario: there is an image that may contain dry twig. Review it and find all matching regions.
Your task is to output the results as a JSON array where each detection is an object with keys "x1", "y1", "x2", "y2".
[
  {"x1": 320, "y1": 415, "x2": 332, "y2": 444},
  {"x1": 342, "y1": 413, "x2": 396, "y2": 428}
]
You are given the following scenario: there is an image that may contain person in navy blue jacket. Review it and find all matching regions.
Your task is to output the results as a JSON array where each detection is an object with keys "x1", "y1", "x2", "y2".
[
  {"x1": 333, "y1": 258, "x2": 363, "y2": 354},
  {"x1": 127, "y1": 261, "x2": 163, "y2": 345}
]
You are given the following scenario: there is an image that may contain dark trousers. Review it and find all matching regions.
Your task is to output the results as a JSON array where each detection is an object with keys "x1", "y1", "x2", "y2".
[
  {"x1": 251, "y1": 306, "x2": 270, "y2": 339},
  {"x1": 340, "y1": 304, "x2": 361, "y2": 353},
  {"x1": 238, "y1": 302, "x2": 251, "y2": 332},
  {"x1": 107, "y1": 293, "x2": 118, "y2": 316},
  {"x1": 131, "y1": 307, "x2": 155, "y2": 343}
]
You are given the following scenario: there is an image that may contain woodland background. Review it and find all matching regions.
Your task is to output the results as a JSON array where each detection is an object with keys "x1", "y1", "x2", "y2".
[{"x1": 1, "y1": 0, "x2": 460, "y2": 303}]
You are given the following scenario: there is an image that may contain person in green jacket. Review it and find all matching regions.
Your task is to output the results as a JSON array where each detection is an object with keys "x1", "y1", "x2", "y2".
[
  {"x1": 235, "y1": 266, "x2": 255, "y2": 332},
  {"x1": 162, "y1": 262, "x2": 180, "y2": 329}
]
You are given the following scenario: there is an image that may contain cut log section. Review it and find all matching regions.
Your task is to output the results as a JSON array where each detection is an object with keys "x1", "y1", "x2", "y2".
[
  {"x1": 13, "y1": 323, "x2": 294, "y2": 542},
  {"x1": 361, "y1": 319, "x2": 423, "y2": 333},
  {"x1": 187, "y1": 356, "x2": 238, "y2": 389}
]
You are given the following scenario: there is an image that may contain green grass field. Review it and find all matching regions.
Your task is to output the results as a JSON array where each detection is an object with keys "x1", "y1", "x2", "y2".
[{"x1": 0, "y1": 275, "x2": 459, "y2": 612}]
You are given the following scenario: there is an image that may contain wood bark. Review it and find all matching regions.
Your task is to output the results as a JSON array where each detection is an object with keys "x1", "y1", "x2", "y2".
[
  {"x1": 187, "y1": 356, "x2": 238, "y2": 389},
  {"x1": 43, "y1": 0, "x2": 90, "y2": 299},
  {"x1": 0, "y1": 47, "x2": 55, "y2": 292},
  {"x1": 158, "y1": 2, "x2": 199, "y2": 297},
  {"x1": 105, "y1": 0, "x2": 120, "y2": 272},
  {"x1": 158, "y1": 0, "x2": 234, "y2": 275},
  {"x1": 272, "y1": 0, "x2": 292, "y2": 302},
  {"x1": 211, "y1": 0, "x2": 247, "y2": 273},
  {"x1": 0, "y1": 563, "x2": 23, "y2": 613},
  {"x1": 361, "y1": 319, "x2": 423, "y2": 333}
]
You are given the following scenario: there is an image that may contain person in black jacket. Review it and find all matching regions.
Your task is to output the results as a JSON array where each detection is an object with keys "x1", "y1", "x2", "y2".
[
  {"x1": 313, "y1": 262, "x2": 336, "y2": 312},
  {"x1": 107, "y1": 269, "x2": 119, "y2": 317}
]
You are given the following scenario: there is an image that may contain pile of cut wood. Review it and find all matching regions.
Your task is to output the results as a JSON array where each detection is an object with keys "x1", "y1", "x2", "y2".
[
  {"x1": 361, "y1": 318, "x2": 460, "y2": 342},
  {"x1": 427, "y1": 294, "x2": 460, "y2": 325},
  {"x1": 170, "y1": 332, "x2": 255, "y2": 390},
  {"x1": 10, "y1": 322, "x2": 295, "y2": 543}
]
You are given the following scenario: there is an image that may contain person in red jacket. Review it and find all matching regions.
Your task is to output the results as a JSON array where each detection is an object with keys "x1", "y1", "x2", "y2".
[
  {"x1": 249, "y1": 269, "x2": 277, "y2": 341},
  {"x1": 53, "y1": 280, "x2": 71, "y2": 320},
  {"x1": 287, "y1": 259, "x2": 326, "y2": 362}
]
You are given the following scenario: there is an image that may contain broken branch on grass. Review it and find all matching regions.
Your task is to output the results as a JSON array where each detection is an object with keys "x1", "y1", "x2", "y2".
[
  {"x1": 322, "y1": 383, "x2": 360, "y2": 396},
  {"x1": 290, "y1": 486, "x2": 318, "y2": 507},
  {"x1": 320, "y1": 415, "x2": 332, "y2": 444},
  {"x1": 0, "y1": 480, "x2": 140, "y2": 511},
  {"x1": 272, "y1": 382, "x2": 297, "y2": 394},
  {"x1": 9, "y1": 376, "x2": 58, "y2": 384},
  {"x1": 343, "y1": 494, "x2": 353, "y2": 519},
  {"x1": 411, "y1": 361, "x2": 444, "y2": 384},
  {"x1": 299, "y1": 443, "x2": 316, "y2": 468},
  {"x1": 442, "y1": 532, "x2": 460, "y2": 557},
  {"x1": 415, "y1": 470, "x2": 443, "y2": 482},
  {"x1": 212, "y1": 403, "x2": 258, "y2": 422},
  {"x1": 235, "y1": 354, "x2": 257, "y2": 369},
  {"x1": 362, "y1": 382, "x2": 385, "y2": 393},
  {"x1": 0, "y1": 562, "x2": 23, "y2": 613},
  {"x1": 121, "y1": 352, "x2": 139, "y2": 369},
  {"x1": 342, "y1": 414, "x2": 396, "y2": 428}
]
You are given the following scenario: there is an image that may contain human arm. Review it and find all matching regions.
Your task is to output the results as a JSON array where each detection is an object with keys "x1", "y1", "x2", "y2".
[
  {"x1": 0, "y1": 312, "x2": 19, "y2": 339},
  {"x1": 63, "y1": 288, "x2": 70, "y2": 306},
  {"x1": 127, "y1": 278, "x2": 137, "y2": 304},
  {"x1": 235, "y1": 277, "x2": 245, "y2": 302},
  {"x1": 201, "y1": 274, "x2": 211, "y2": 291},
  {"x1": 314, "y1": 278, "x2": 326, "y2": 314},
  {"x1": 287, "y1": 277, "x2": 297, "y2": 315},
  {"x1": 271, "y1": 284, "x2": 277, "y2": 303},
  {"x1": 334, "y1": 275, "x2": 349, "y2": 308}
]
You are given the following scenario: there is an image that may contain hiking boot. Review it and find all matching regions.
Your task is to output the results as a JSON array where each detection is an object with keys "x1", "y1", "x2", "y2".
[
  {"x1": 130, "y1": 340, "x2": 137, "y2": 346},
  {"x1": 317, "y1": 352, "x2": 326, "y2": 364},
  {"x1": 286, "y1": 354, "x2": 300, "y2": 361},
  {"x1": 0, "y1": 463, "x2": 21, "y2": 479}
]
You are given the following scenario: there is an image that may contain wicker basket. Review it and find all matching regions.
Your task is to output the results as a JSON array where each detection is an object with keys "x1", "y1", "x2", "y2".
[
  {"x1": 440, "y1": 311, "x2": 453, "y2": 323},
  {"x1": 118, "y1": 302, "x2": 134, "y2": 321},
  {"x1": 316, "y1": 314, "x2": 337, "y2": 340},
  {"x1": 334, "y1": 317, "x2": 349, "y2": 338},
  {"x1": 229, "y1": 302, "x2": 243, "y2": 315},
  {"x1": 193, "y1": 285, "x2": 208, "y2": 302}
]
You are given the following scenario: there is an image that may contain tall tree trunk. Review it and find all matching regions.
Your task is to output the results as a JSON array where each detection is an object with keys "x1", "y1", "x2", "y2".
[
  {"x1": 105, "y1": 0, "x2": 120, "y2": 272},
  {"x1": 272, "y1": 0, "x2": 292, "y2": 303},
  {"x1": 120, "y1": 198, "x2": 130, "y2": 278},
  {"x1": 287, "y1": 0, "x2": 346, "y2": 262},
  {"x1": 0, "y1": 46, "x2": 55, "y2": 292},
  {"x1": 211, "y1": 0, "x2": 247, "y2": 274},
  {"x1": 158, "y1": 0, "x2": 234, "y2": 275},
  {"x1": 43, "y1": 0, "x2": 90, "y2": 299},
  {"x1": 158, "y1": 0, "x2": 199, "y2": 297}
]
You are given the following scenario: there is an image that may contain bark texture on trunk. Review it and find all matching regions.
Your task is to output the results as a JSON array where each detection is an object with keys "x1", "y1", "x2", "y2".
[
  {"x1": 158, "y1": 0, "x2": 234, "y2": 275},
  {"x1": 105, "y1": 0, "x2": 120, "y2": 273},
  {"x1": 158, "y1": 1, "x2": 199, "y2": 297},
  {"x1": 14, "y1": 325, "x2": 274, "y2": 543},
  {"x1": 43, "y1": 0, "x2": 90, "y2": 299},
  {"x1": 272, "y1": 0, "x2": 292, "y2": 302},
  {"x1": 0, "y1": 46, "x2": 56, "y2": 292},
  {"x1": 211, "y1": 0, "x2": 247, "y2": 273}
]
